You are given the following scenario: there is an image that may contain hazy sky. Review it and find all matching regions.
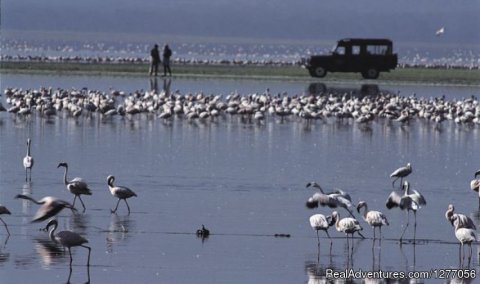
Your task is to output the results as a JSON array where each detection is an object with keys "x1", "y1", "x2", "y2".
[{"x1": 2, "y1": 0, "x2": 479, "y2": 45}]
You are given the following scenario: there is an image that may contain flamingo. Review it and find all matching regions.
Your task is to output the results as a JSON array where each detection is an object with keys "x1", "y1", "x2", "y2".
[
  {"x1": 14, "y1": 194, "x2": 76, "y2": 223},
  {"x1": 390, "y1": 163, "x2": 412, "y2": 187},
  {"x1": 0, "y1": 206, "x2": 11, "y2": 235},
  {"x1": 45, "y1": 219, "x2": 91, "y2": 266},
  {"x1": 23, "y1": 138, "x2": 34, "y2": 181},
  {"x1": 57, "y1": 162, "x2": 92, "y2": 211},
  {"x1": 445, "y1": 204, "x2": 476, "y2": 230},
  {"x1": 107, "y1": 175, "x2": 137, "y2": 214},
  {"x1": 332, "y1": 211, "x2": 363, "y2": 249},
  {"x1": 386, "y1": 180, "x2": 426, "y2": 243},
  {"x1": 469, "y1": 170, "x2": 480, "y2": 208},
  {"x1": 309, "y1": 213, "x2": 335, "y2": 253},
  {"x1": 305, "y1": 182, "x2": 356, "y2": 218},
  {"x1": 453, "y1": 218, "x2": 476, "y2": 264},
  {"x1": 356, "y1": 201, "x2": 389, "y2": 240}
]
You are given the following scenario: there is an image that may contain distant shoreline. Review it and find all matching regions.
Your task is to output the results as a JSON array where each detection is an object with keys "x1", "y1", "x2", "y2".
[{"x1": 1, "y1": 61, "x2": 479, "y2": 86}]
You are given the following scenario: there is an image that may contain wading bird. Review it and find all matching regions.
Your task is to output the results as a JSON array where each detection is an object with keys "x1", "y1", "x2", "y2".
[
  {"x1": 305, "y1": 182, "x2": 356, "y2": 218},
  {"x1": 45, "y1": 219, "x2": 91, "y2": 266},
  {"x1": 470, "y1": 170, "x2": 480, "y2": 208},
  {"x1": 356, "y1": 201, "x2": 389, "y2": 240},
  {"x1": 15, "y1": 194, "x2": 76, "y2": 223},
  {"x1": 0, "y1": 206, "x2": 11, "y2": 235},
  {"x1": 23, "y1": 138, "x2": 34, "y2": 181},
  {"x1": 309, "y1": 213, "x2": 335, "y2": 253},
  {"x1": 445, "y1": 204, "x2": 476, "y2": 230},
  {"x1": 57, "y1": 162, "x2": 92, "y2": 211},
  {"x1": 386, "y1": 180, "x2": 426, "y2": 243},
  {"x1": 107, "y1": 175, "x2": 137, "y2": 214},
  {"x1": 332, "y1": 211, "x2": 362, "y2": 249},
  {"x1": 453, "y1": 216, "x2": 476, "y2": 263},
  {"x1": 390, "y1": 163, "x2": 412, "y2": 187}
]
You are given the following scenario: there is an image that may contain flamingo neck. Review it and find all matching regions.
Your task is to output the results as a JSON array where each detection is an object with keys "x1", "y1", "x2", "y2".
[
  {"x1": 49, "y1": 223, "x2": 57, "y2": 242},
  {"x1": 361, "y1": 204, "x2": 368, "y2": 219},
  {"x1": 62, "y1": 167, "x2": 69, "y2": 185}
]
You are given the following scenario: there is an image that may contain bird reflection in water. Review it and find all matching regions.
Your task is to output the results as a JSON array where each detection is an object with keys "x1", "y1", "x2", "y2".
[
  {"x1": 106, "y1": 213, "x2": 133, "y2": 253},
  {"x1": 304, "y1": 257, "x2": 335, "y2": 284},
  {"x1": 34, "y1": 236, "x2": 65, "y2": 268}
]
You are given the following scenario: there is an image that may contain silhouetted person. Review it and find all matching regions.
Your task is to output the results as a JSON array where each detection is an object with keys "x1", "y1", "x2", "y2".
[
  {"x1": 163, "y1": 44, "x2": 172, "y2": 76},
  {"x1": 149, "y1": 44, "x2": 160, "y2": 76}
]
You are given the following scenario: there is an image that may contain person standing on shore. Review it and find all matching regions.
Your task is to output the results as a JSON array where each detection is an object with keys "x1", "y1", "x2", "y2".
[
  {"x1": 162, "y1": 44, "x2": 172, "y2": 77},
  {"x1": 149, "y1": 44, "x2": 161, "y2": 76}
]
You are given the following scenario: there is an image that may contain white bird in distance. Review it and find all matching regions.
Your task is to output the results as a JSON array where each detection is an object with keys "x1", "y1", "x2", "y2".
[{"x1": 435, "y1": 27, "x2": 445, "y2": 36}]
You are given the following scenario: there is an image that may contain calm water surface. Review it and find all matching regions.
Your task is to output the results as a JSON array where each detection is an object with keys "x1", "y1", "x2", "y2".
[{"x1": 0, "y1": 74, "x2": 479, "y2": 283}]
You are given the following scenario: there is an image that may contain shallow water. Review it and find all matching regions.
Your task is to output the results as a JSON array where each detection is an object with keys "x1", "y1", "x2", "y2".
[{"x1": 0, "y1": 74, "x2": 480, "y2": 283}]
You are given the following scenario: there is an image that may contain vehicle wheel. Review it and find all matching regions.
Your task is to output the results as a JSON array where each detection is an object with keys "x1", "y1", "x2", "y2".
[
  {"x1": 362, "y1": 68, "x2": 379, "y2": 79},
  {"x1": 313, "y1": 67, "x2": 327, "y2": 78}
]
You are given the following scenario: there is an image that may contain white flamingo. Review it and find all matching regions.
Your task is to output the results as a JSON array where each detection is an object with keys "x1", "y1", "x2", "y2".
[
  {"x1": 45, "y1": 219, "x2": 91, "y2": 266},
  {"x1": 309, "y1": 213, "x2": 335, "y2": 253},
  {"x1": 356, "y1": 201, "x2": 389, "y2": 240},
  {"x1": 332, "y1": 211, "x2": 363, "y2": 249},
  {"x1": 23, "y1": 138, "x2": 34, "y2": 181},
  {"x1": 107, "y1": 175, "x2": 137, "y2": 214},
  {"x1": 469, "y1": 170, "x2": 480, "y2": 208},
  {"x1": 453, "y1": 218, "x2": 476, "y2": 264},
  {"x1": 57, "y1": 162, "x2": 92, "y2": 211}
]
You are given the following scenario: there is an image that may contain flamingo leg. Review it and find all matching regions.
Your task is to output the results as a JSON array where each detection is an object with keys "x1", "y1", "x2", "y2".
[
  {"x1": 400, "y1": 210, "x2": 410, "y2": 243},
  {"x1": 81, "y1": 245, "x2": 91, "y2": 266},
  {"x1": 0, "y1": 218, "x2": 10, "y2": 236},
  {"x1": 413, "y1": 211, "x2": 417, "y2": 243},
  {"x1": 68, "y1": 247, "x2": 73, "y2": 266},
  {"x1": 78, "y1": 195, "x2": 86, "y2": 211},
  {"x1": 372, "y1": 227, "x2": 376, "y2": 240},
  {"x1": 72, "y1": 195, "x2": 77, "y2": 208},
  {"x1": 25, "y1": 169, "x2": 28, "y2": 182},
  {"x1": 316, "y1": 230, "x2": 320, "y2": 248},
  {"x1": 124, "y1": 199, "x2": 131, "y2": 214},
  {"x1": 325, "y1": 230, "x2": 333, "y2": 255},
  {"x1": 111, "y1": 199, "x2": 121, "y2": 213}
]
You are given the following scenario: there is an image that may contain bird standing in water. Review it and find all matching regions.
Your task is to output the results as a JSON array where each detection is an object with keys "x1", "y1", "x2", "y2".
[
  {"x1": 107, "y1": 175, "x2": 137, "y2": 214},
  {"x1": 45, "y1": 219, "x2": 91, "y2": 266},
  {"x1": 23, "y1": 138, "x2": 34, "y2": 182}
]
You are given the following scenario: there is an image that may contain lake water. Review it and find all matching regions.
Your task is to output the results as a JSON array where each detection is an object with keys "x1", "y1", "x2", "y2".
[{"x1": 0, "y1": 74, "x2": 480, "y2": 283}]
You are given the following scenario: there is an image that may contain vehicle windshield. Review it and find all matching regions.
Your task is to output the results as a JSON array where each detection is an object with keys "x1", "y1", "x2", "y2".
[{"x1": 332, "y1": 45, "x2": 345, "y2": 55}]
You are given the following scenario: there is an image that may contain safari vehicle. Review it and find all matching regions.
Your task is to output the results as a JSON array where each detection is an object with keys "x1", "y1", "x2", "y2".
[{"x1": 303, "y1": 38, "x2": 398, "y2": 79}]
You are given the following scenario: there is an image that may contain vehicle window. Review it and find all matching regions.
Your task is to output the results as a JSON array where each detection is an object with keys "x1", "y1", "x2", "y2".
[
  {"x1": 366, "y1": 45, "x2": 388, "y2": 55},
  {"x1": 352, "y1": 45, "x2": 361, "y2": 55},
  {"x1": 334, "y1": 46, "x2": 345, "y2": 55}
]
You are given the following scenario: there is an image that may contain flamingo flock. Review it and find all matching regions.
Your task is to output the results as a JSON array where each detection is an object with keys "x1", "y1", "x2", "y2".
[
  {"x1": 2, "y1": 87, "x2": 480, "y2": 128},
  {"x1": 306, "y1": 163, "x2": 479, "y2": 266}
]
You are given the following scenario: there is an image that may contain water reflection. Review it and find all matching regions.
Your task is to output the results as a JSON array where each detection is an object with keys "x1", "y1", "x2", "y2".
[
  {"x1": 34, "y1": 236, "x2": 65, "y2": 268},
  {"x1": 307, "y1": 83, "x2": 385, "y2": 98},
  {"x1": 106, "y1": 213, "x2": 134, "y2": 253}
]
